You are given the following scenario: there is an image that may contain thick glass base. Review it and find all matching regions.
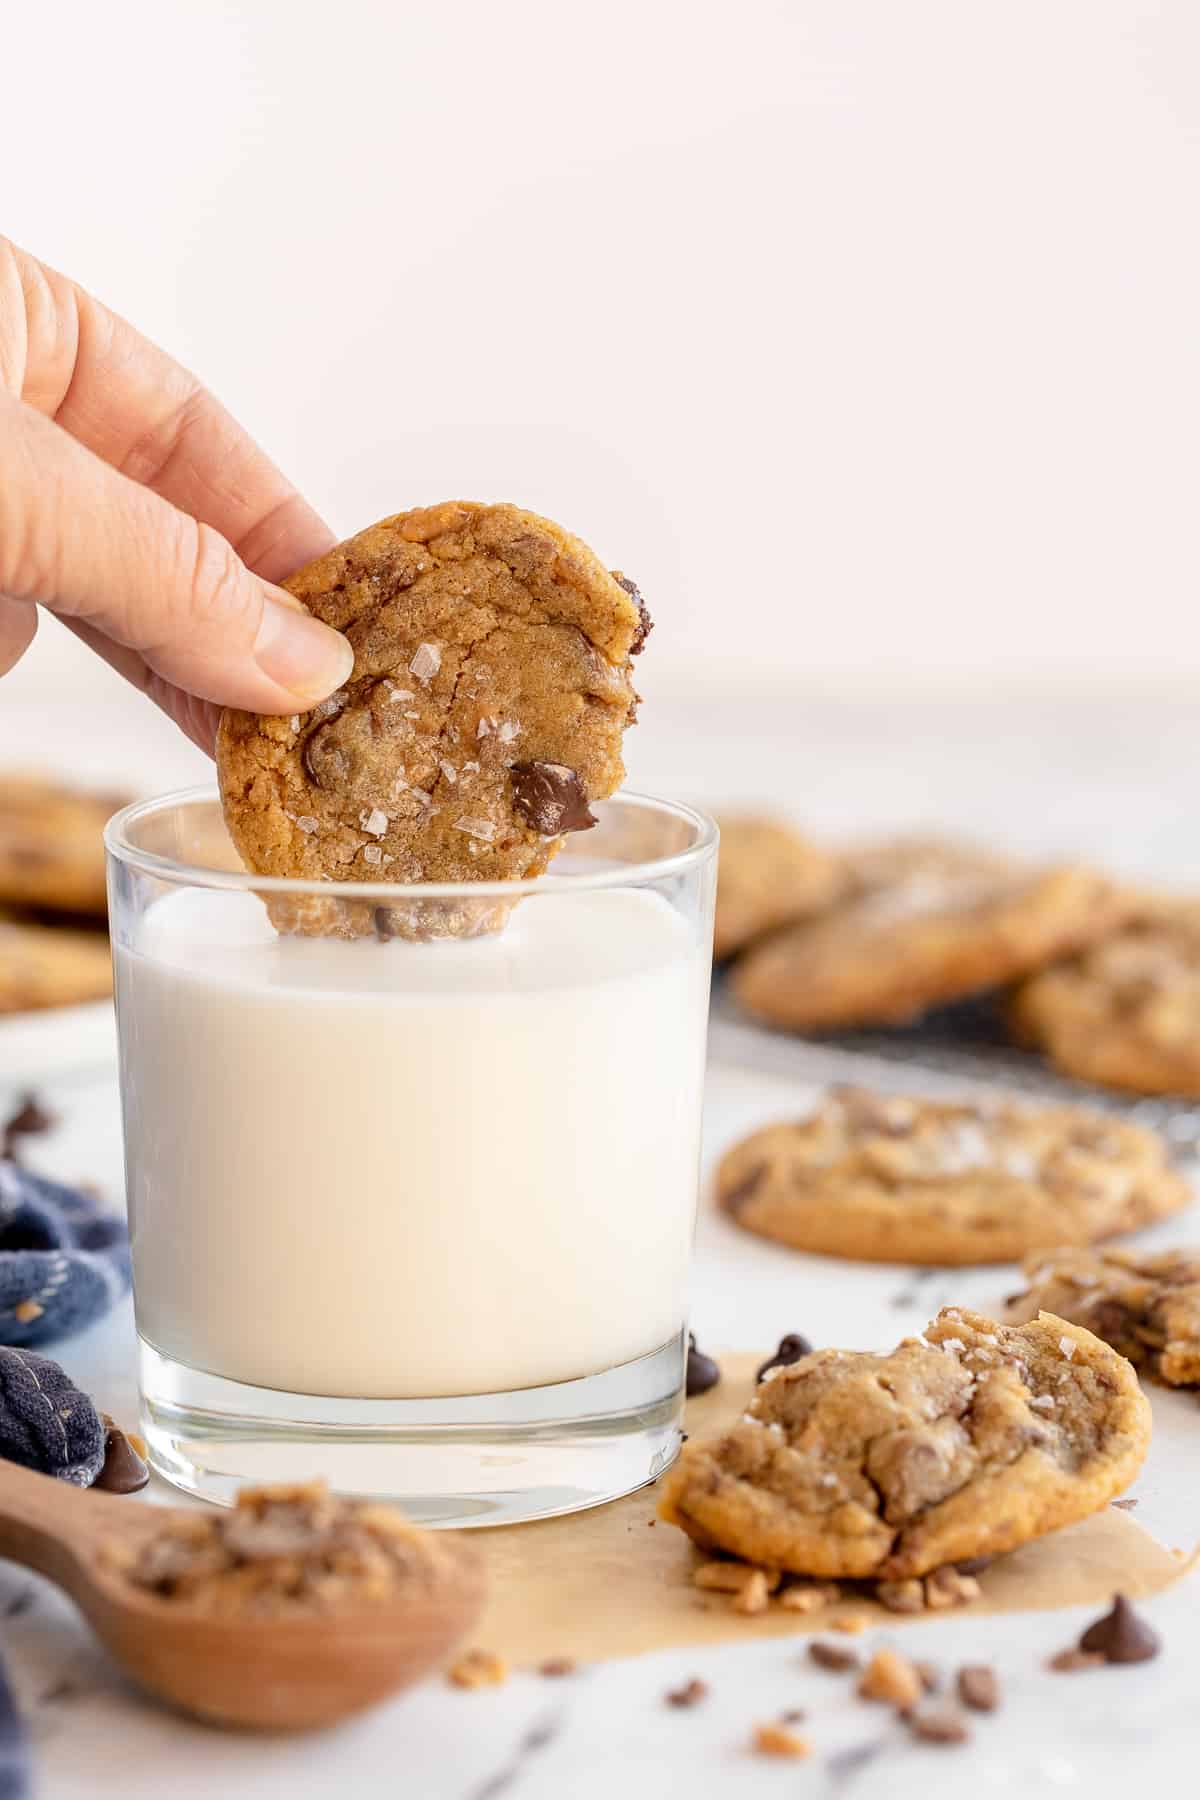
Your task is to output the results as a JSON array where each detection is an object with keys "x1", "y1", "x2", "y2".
[{"x1": 139, "y1": 1334, "x2": 685, "y2": 1528}]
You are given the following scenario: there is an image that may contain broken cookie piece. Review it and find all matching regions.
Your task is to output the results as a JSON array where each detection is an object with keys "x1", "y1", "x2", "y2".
[
  {"x1": 1006, "y1": 1246, "x2": 1200, "y2": 1387},
  {"x1": 658, "y1": 1308, "x2": 1148, "y2": 1579}
]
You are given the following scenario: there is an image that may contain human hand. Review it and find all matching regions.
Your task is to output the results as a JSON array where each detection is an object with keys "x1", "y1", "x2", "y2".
[{"x1": 0, "y1": 239, "x2": 354, "y2": 753}]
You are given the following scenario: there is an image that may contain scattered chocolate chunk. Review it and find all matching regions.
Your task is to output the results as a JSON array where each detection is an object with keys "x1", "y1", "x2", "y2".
[
  {"x1": 372, "y1": 907, "x2": 396, "y2": 943},
  {"x1": 809, "y1": 1640, "x2": 860, "y2": 1673},
  {"x1": 755, "y1": 1333, "x2": 813, "y2": 1383},
  {"x1": 685, "y1": 1333, "x2": 721, "y2": 1397},
  {"x1": 665, "y1": 1677, "x2": 709, "y2": 1708},
  {"x1": 1078, "y1": 1594, "x2": 1161, "y2": 1664},
  {"x1": 612, "y1": 572, "x2": 653, "y2": 655},
  {"x1": 538, "y1": 1657, "x2": 576, "y2": 1678},
  {"x1": 907, "y1": 1706, "x2": 971, "y2": 1745},
  {"x1": 956, "y1": 1665, "x2": 1000, "y2": 1712},
  {"x1": 2, "y1": 1092, "x2": 55, "y2": 1162},
  {"x1": 778, "y1": 1708, "x2": 807, "y2": 1724},
  {"x1": 1048, "y1": 1648, "x2": 1106, "y2": 1673},
  {"x1": 510, "y1": 762, "x2": 597, "y2": 837},
  {"x1": 876, "y1": 1577, "x2": 925, "y2": 1614},
  {"x1": 93, "y1": 1418, "x2": 150, "y2": 1495}
]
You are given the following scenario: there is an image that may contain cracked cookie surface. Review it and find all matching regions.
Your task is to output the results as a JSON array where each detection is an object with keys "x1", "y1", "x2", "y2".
[
  {"x1": 1010, "y1": 904, "x2": 1200, "y2": 1096},
  {"x1": 658, "y1": 1307, "x2": 1149, "y2": 1578},
  {"x1": 730, "y1": 838, "x2": 1131, "y2": 1030},
  {"x1": 717, "y1": 1086, "x2": 1189, "y2": 1265},
  {"x1": 1007, "y1": 1246, "x2": 1200, "y2": 1386},
  {"x1": 713, "y1": 817, "x2": 843, "y2": 961},
  {"x1": 217, "y1": 502, "x2": 648, "y2": 936}
]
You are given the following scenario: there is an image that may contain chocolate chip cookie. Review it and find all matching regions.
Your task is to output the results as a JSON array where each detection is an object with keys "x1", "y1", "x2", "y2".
[
  {"x1": 0, "y1": 916, "x2": 113, "y2": 1012},
  {"x1": 1010, "y1": 904, "x2": 1200, "y2": 1096},
  {"x1": 730, "y1": 838, "x2": 1131, "y2": 1031},
  {"x1": 217, "y1": 503, "x2": 649, "y2": 938},
  {"x1": 658, "y1": 1307, "x2": 1149, "y2": 1578},
  {"x1": 0, "y1": 776, "x2": 128, "y2": 917},
  {"x1": 717, "y1": 1086, "x2": 1189, "y2": 1265},
  {"x1": 1007, "y1": 1247, "x2": 1200, "y2": 1386},
  {"x1": 713, "y1": 817, "x2": 842, "y2": 960}
]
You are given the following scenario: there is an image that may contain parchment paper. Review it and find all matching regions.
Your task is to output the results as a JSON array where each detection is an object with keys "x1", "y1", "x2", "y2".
[{"x1": 474, "y1": 1353, "x2": 1191, "y2": 1666}]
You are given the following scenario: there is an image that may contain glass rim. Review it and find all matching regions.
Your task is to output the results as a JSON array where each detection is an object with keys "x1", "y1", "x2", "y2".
[{"x1": 104, "y1": 785, "x2": 719, "y2": 901}]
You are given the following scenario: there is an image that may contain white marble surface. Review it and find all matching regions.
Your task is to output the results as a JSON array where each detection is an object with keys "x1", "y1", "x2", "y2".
[{"x1": 0, "y1": 689, "x2": 1198, "y2": 1796}]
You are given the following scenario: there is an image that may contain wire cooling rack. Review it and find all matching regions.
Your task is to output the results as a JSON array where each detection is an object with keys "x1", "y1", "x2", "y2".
[{"x1": 708, "y1": 980, "x2": 1200, "y2": 1160}]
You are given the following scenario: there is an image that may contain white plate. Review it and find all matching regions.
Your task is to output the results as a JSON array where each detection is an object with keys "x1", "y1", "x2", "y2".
[{"x1": 0, "y1": 1001, "x2": 117, "y2": 1083}]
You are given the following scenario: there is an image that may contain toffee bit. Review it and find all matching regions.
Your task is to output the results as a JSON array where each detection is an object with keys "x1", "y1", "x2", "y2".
[
  {"x1": 752, "y1": 1721, "x2": 811, "y2": 1759},
  {"x1": 448, "y1": 1649, "x2": 507, "y2": 1689}
]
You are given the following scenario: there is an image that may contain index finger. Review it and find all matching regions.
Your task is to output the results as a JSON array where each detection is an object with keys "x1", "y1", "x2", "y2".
[{"x1": 5, "y1": 239, "x2": 336, "y2": 584}]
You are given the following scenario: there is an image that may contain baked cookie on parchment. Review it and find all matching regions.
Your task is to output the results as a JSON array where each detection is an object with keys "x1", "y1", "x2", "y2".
[
  {"x1": 716, "y1": 1086, "x2": 1190, "y2": 1265},
  {"x1": 217, "y1": 502, "x2": 649, "y2": 938},
  {"x1": 0, "y1": 776, "x2": 128, "y2": 917},
  {"x1": 658, "y1": 1306, "x2": 1149, "y2": 1579},
  {"x1": 0, "y1": 915, "x2": 112, "y2": 1013}
]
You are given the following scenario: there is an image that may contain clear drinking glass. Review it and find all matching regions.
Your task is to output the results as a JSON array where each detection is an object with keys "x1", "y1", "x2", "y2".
[{"x1": 106, "y1": 788, "x2": 716, "y2": 1527}]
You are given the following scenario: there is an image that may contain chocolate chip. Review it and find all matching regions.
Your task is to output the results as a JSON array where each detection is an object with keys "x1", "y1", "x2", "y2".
[
  {"x1": 1112, "y1": 1497, "x2": 1139, "y2": 1511},
  {"x1": 685, "y1": 1333, "x2": 721, "y2": 1397},
  {"x1": 721, "y1": 1163, "x2": 766, "y2": 1216},
  {"x1": 956, "y1": 1665, "x2": 999, "y2": 1712},
  {"x1": 778, "y1": 1708, "x2": 807, "y2": 1724},
  {"x1": 907, "y1": 1706, "x2": 970, "y2": 1745},
  {"x1": 510, "y1": 762, "x2": 597, "y2": 837},
  {"x1": 2, "y1": 1092, "x2": 55, "y2": 1162},
  {"x1": 808, "y1": 1641, "x2": 860, "y2": 1673},
  {"x1": 93, "y1": 1422, "x2": 150, "y2": 1495},
  {"x1": 665, "y1": 1677, "x2": 708, "y2": 1708},
  {"x1": 373, "y1": 907, "x2": 396, "y2": 943},
  {"x1": 1048, "y1": 1647, "x2": 1106, "y2": 1673},
  {"x1": 1078, "y1": 1594, "x2": 1161, "y2": 1664},
  {"x1": 538, "y1": 1657, "x2": 576, "y2": 1678},
  {"x1": 756, "y1": 1334, "x2": 813, "y2": 1383},
  {"x1": 612, "y1": 572, "x2": 653, "y2": 655}
]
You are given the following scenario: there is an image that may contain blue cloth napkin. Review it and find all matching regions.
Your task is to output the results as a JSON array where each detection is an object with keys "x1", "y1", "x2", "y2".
[
  {"x1": 0, "y1": 1162, "x2": 130, "y2": 1348},
  {"x1": 0, "y1": 1345, "x2": 105, "y2": 1486}
]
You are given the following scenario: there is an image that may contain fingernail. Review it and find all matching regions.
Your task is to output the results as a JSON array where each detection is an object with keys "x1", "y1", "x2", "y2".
[{"x1": 253, "y1": 591, "x2": 355, "y2": 702}]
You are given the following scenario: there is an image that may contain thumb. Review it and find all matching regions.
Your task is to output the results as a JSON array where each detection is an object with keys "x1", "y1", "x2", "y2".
[{"x1": 0, "y1": 393, "x2": 353, "y2": 712}]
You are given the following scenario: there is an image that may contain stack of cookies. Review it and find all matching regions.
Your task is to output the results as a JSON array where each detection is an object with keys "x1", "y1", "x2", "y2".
[
  {"x1": 0, "y1": 776, "x2": 125, "y2": 1015},
  {"x1": 716, "y1": 813, "x2": 1200, "y2": 1100}
]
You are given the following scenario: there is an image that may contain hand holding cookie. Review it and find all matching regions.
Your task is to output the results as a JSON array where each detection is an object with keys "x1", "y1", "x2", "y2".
[{"x1": 0, "y1": 239, "x2": 353, "y2": 752}]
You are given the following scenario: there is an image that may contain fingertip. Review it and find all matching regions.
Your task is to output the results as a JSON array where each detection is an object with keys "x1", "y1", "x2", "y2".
[{"x1": 252, "y1": 592, "x2": 355, "y2": 706}]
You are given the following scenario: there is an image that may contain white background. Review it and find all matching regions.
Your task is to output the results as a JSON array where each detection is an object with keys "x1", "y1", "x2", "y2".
[{"x1": 3, "y1": 0, "x2": 1198, "y2": 730}]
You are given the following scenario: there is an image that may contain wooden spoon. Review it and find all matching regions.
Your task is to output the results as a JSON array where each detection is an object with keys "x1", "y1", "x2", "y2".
[{"x1": 0, "y1": 1460, "x2": 485, "y2": 1730}]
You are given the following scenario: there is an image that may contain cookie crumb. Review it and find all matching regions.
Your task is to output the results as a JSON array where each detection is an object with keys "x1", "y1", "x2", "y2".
[
  {"x1": 693, "y1": 1561, "x2": 780, "y2": 1595},
  {"x1": 907, "y1": 1705, "x2": 971, "y2": 1745},
  {"x1": 956, "y1": 1665, "x2": 1000, "y2": 1711},
  {"x1": 665, "y1": 1678, "x2": 708, "y2": 1708},
  {"x1": 448, "y1": 1649, "x2": 507, "y2": 1689},
  {"x1": 924, "y1": 1565, "x2": 981, "y2": 1610},
  {"x1": 876, "y1": 1577, "x2": 925, "y2": 1614},
  {"x1": 732, "y1": 1569, "x2": 771, "y2": 1615},
  {"x1": 831, "y1": 1613, "x2": 869, "y2": 1634},
  {"x1": 779, "y1": 1580, "x2": 839, "y2": 1613},
  {"x1": 858, "y1": 1648, "x2": 924, "y2": 1709},
  {"x1": 752, "y1": 1721, "x2": 812, "y2": 1759}
]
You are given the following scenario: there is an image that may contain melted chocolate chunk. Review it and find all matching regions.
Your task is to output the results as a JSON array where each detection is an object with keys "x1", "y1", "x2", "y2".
[
  {"x1": 685, "y1": 1333, "x2": 721, "y2": 1397},
  {"x1": 612, "y1": 572, "x2": 653, "y2": 655},
  {"x1": 756, "y1": 1333, "x2": 814, "y2": 1383},
  {"x1": 1078, "y1": 1593, "x2": 1161, "y2": 1664},
  {"x1": 510, "y1": 762, "x2": 597, "y2": 837},
  {"x1": 94, "y1": 1422, "x2": 150, "y2": 1495},
  {"x1": 373, "y1": 907, "x2": 396, "y2": 943}
]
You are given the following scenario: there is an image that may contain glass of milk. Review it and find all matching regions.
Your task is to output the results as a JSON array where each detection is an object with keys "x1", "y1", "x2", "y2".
[{"x1": 106, "y1": 788, "x2": 716, "y2": 1526}]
